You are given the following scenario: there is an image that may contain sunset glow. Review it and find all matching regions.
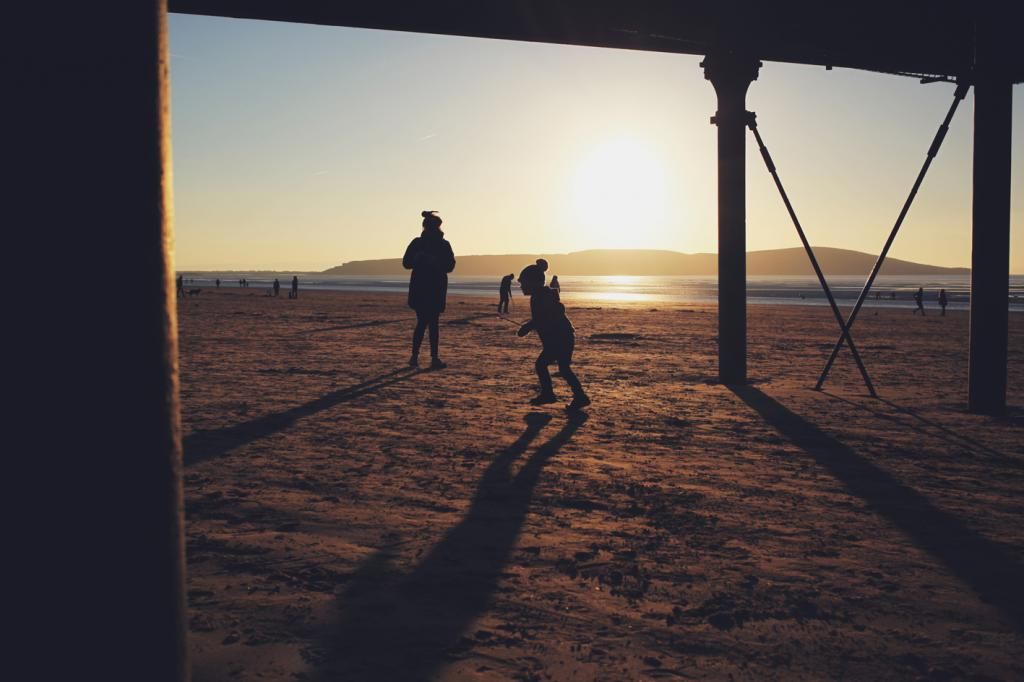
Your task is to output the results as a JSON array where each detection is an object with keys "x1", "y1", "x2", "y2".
[
  {"x1": 168, "y1": 15, "x2": 1022, "y2": 272},
  {"x1": 569, "y1": 137, "x2": 672, "y2": 250}
]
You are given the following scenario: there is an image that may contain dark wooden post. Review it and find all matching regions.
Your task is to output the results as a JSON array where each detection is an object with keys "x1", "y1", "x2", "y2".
[
  {"x1": 968, "y1": 73, "x2": 1013, "y2": 415},
  {"x1": 12, "y1": 2, "x2": 187, "y2": 679},
  {"x1": 702, "y1": 53, "x2": 761, "y2": 384}
]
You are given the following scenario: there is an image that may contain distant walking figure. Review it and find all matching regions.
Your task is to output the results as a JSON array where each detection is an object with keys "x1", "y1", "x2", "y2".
[
  {"x1": 550, "y1": 275, "x2": 561, "y2": 298},
  {"x1": 403, "y1": 210, "x2": 456, "y2": 369},
  {"x1": 290, "y1": 276, "x2": 299, "y2": 299},
  {"x1": 938, "y1": 288, "x2": 948, "y2": 316},
  {"x1": 215, "y1": 278, "x2": 220, "y2": 288},
  {"x1": 516, "y1": 259, "x2": 590, "y2": 411},
  {"x1": 176, "y1": 274, "x2": 185, "y2": 298},
  {"x1": 913, "y1": 287, "x2": 925, "y2": 315},
  {"x1": 273, "y1": 278, "x2": 280, "y2": 297},
  {"x1": 498, "y1": 273, "x2": 514, "y2": 314}
]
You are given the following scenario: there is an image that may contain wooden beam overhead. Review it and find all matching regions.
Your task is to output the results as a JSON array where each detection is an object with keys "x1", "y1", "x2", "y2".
[{"x1": 168, "y1": 0, "x2": 1023, "y2": 82}]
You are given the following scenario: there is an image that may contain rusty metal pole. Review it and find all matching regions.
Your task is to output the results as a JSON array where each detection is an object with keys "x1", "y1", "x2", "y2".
[
  {"x1": 12, "y1": 2, "x2": 187, "y2": 679},
  {"x1": 968, "y1": 73, "x2": 1012, "y2": 415},
  {"x1": 702, "y1": 53, "x2": 760, "y2": 385}
]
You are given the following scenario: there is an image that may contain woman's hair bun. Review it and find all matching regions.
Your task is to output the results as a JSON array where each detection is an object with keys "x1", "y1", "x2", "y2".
[
  {"x1": 421, "y1": 210, "x2": 434, "y2": 218},
  {"x1": 536, "y1": 258, "x2": 549, "y2": 272}
]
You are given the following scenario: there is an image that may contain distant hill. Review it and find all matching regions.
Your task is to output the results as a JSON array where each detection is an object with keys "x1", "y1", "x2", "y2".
[{"x1": 323, "y1": 247, "x2": 969, "y2": 277}]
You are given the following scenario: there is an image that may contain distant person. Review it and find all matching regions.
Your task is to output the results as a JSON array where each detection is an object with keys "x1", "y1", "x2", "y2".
[
  {"x1": 403, "y1": 210, "x2": 456, "y2": 369},
  {"x1": 290, "y1": 276, "x2": 299, "y2": 299},
  {"x1": 498, "y1": 273, "x2": 514, "y2": 314},
  {"x1": 550, "y1": 275, "x2": 561, "y2": 298},
  {"x1": 938, "y1": 288, "x2": 948, "y2": 316},
  {"x1": 913, "y1": 286, "x2": 925, "y2": 315},
  {"x1": 273, "y1": 278, "x2": 280, "y2": 297},
  {"x1": 176, "y1": 274, "x2": 184, "y2": 298},
  {"x1": 215, "y1": 278, "x2": 220, "y2": 288},
  {"x1": 516, "y1": 258, "x2": 590, "y2": 410}
]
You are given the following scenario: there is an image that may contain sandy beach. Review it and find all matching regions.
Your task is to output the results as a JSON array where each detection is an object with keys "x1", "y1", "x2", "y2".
[{"x1": 179, "y1": 288, "x2": 1023, "y2": 680}]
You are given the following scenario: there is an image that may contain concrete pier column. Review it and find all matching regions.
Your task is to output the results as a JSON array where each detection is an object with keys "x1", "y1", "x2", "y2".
[
  {"x1": 12, "y1": 2, "x2": 187, "y2": 679},
  {"x1": 702, "y1": 53, "x2": 761, "y2": 384},
  {"x1": 968, "y1": 75, "x2": 1013, "y2": 415}
]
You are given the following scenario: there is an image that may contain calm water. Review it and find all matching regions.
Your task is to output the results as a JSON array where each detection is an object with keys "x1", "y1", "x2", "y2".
[{"x1": 178, "y1": 273, "x2": 1024, "y2": 312}]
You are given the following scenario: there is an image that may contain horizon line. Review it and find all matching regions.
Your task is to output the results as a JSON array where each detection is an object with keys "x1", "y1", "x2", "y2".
[{"x1": 176, "y1": 245, "x2": 986, "y2": 273}]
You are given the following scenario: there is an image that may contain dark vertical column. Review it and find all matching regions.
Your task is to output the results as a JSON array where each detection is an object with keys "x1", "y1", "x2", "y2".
[
  {"x1": 968, "y1": 75, "x2": 1012, "y2": 415},
  {"x1": 702, "y1": 53, "x2": 760, "y2": 384},
  {"x1": 11, "y1": 2, "x2": 187, "y2": 679}
]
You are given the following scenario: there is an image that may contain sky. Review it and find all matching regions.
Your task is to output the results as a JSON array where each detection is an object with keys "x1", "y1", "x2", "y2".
[{"x1": 168, "y1": 14, "x2": 1023, "y2": 273}]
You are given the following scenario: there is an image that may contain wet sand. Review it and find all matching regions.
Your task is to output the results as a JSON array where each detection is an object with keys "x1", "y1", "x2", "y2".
[{"x1": 179, "y1": 288, "x2": 1024, "y2": 680}]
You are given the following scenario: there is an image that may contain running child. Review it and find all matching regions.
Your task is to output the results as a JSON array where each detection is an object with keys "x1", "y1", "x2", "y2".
[{"x1": 516, "y1": 258, "x2": 590, "y2": 410}]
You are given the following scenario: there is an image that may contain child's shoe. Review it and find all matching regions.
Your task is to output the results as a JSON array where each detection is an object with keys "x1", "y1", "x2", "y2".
[
  {"x1": 566, "y1": 392, "x2": 591, "y2": 411},
  {"x1": 409, "y1": 355, "x2": 419, "y2": 368},
  {"x1": 430, "y1": 357, "x2": 447, "y2": 370},
  {"x1": 529, "y1": 391, "x2": 557, "y2": 405}
]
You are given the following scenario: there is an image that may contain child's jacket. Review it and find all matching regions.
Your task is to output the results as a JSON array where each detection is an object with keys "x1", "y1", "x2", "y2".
[{"x1": 525, "y1": 287, "x2": 575, "y2": 355}]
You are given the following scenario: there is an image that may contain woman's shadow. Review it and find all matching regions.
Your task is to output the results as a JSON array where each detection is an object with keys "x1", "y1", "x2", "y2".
[{"x1": 312, "y1": 410, "x2": 588, "y2": 681}]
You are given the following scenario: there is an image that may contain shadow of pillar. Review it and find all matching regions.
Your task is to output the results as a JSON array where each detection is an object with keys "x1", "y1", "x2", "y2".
[{"x1": 730, "y1": 385, "x2": 1024, "y2": 631}]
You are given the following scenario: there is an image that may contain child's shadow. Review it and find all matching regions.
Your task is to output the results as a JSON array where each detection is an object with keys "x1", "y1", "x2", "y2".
[{"x1": 314, "y1": 411, "x2": 587, "y2": 680}]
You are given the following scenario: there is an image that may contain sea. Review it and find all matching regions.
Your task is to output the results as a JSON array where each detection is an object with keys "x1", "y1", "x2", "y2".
[{"x1": 177, "y1": 273, "x2": 1024, "y2": 312}]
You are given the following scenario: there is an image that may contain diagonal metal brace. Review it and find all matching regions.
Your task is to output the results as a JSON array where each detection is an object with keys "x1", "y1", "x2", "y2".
[
  {"x1": 746, "y1": 113, "x2": 877, "y2": 396},
  {"x1": 816, "y1": 81, "x2": 970, "y2": 391}
]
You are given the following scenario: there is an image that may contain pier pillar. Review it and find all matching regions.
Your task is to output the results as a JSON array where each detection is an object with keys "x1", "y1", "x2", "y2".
[
  {"x1": 968, "y1": 73, "x2": 1012, "y2": 415},
  {"x1": 702, "y1": 52, "x2": 760, "y2": 384},
  {"x1": 12, "y1": 2, "x2": 187, "y2": 678}
]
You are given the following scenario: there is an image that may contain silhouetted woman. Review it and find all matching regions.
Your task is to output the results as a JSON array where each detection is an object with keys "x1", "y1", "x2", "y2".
[{"x1": 403, "y1": 211, "x2": 456, "y2": 369}]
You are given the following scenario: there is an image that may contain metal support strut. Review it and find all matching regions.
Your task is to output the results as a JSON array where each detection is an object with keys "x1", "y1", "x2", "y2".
[
  {"x1": 816, "y1": 81, "x2": 969, "y2": 391},
  {"x1": 747, "y1": 81, "x2": 968, "y2": 394},
  {"x1": 746, "y1": 112, "x2": 877, "y2": 396}
]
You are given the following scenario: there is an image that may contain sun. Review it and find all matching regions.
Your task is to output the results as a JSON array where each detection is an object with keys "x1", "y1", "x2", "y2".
[{"x1": 569, "y1": 136, "x2": 671, "y2": 249}]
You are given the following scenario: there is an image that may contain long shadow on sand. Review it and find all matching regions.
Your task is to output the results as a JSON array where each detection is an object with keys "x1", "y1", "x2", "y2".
[
  {"x1": 312, "y1": 411, "x2": 587, "y2": 681},
  {"x1": 731, "y1": 385, "x2": 1024, "y2": 631},
  {"x1": 305, "y1": 312, "x2": 492, "y2": 336},
  {"x1": 184, "y1": 368, "x2": 420, "y2": 465},
  {"x1": 819, "y1": 393, "x2": 1024, "y2": 469},
  {"x1": 305, "y1": 318, "x2": 413, "y2": 335}
]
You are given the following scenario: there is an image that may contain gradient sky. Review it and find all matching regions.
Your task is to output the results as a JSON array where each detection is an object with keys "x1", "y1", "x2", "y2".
[{"x1": 168, "y1": 14, "x2": 1023, "y2": 273}]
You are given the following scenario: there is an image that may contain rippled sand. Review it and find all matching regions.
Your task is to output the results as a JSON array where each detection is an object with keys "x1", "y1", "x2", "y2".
[{"x1": 179, "y1": 288, "x2": 1024, "y2": 681}]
